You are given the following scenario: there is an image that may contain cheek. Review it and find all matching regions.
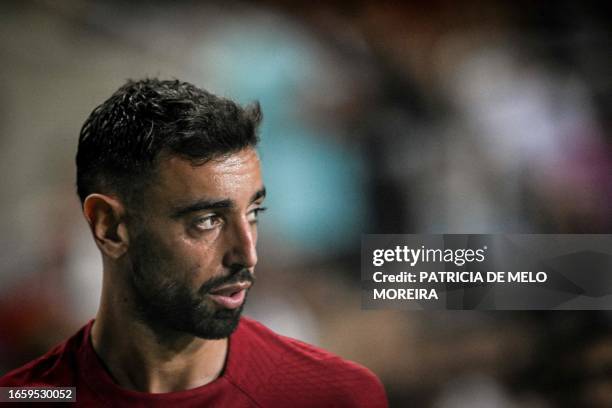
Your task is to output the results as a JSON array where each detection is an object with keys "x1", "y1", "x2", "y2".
[
  {"x1": 137, "y1": 221, "x2": 225, "y2": 286},
  {"x1": 178, "y1": 236, "x2": 223, "y2": 284},
  {"x1": 133, "y1": 230, "x2": 196, "y2": 282}
]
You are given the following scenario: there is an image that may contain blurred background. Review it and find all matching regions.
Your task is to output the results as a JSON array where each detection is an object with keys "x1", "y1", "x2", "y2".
[{"x1": 0, "y1": 0, "x2": 611, "y2": 406}]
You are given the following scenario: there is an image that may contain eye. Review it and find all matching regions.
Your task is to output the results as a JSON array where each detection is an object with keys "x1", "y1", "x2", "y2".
[
  {"x1": 193, "y1": 214, "x2": 223, "y2": 231},
  {"x1": 247, "y1": 207, "x2": 267, "y2": 223}
]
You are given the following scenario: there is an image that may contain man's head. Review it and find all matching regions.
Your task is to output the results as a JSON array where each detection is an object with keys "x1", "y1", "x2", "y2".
[{"x1": 76, "y1": 79, "x2": 265, "y2": 339}]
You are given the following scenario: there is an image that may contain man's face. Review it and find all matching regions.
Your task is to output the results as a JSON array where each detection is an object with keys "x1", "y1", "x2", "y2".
[{"x1": 125, "y1": 148, "x2": 265, "y2": 339}]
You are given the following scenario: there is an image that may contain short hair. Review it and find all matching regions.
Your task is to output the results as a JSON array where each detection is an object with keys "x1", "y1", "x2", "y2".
[{"x1": 76, "y1": 78, "x2": 262, "y2": 205}]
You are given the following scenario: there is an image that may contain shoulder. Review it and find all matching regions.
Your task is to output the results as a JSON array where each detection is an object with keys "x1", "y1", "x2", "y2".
[
  {"x1": 0, "y1": 343, "x2": 71, "y2": 387},
  {"x1": 0, "y1": 322, "x2": 89, "y2": 387},
  {"x1": 226, "y1": 317, "x2": 387, "y2": 408}
]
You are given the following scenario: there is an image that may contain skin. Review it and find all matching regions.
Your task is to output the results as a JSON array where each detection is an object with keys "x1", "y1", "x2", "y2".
[{"x1": 84, "y1": 147, "x2": 265, "y2": 393}]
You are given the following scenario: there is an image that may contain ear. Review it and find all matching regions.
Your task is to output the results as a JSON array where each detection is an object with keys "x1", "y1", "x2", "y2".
[{"x1": 83, "y1": 194, "x2": 130, "y2": 259}]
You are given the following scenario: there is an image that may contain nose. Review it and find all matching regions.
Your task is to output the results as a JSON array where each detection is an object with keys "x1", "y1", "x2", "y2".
[{"x1": 222, "y1": 217, "x2": 258, "y2": 269}]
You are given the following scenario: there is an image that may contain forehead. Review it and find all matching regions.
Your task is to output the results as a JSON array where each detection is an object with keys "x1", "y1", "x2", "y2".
[{"x1": 147, "y1": 148, "x2": 262, "y2": 207}]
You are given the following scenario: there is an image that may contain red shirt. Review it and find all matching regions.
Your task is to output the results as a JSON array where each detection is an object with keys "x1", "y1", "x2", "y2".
[{"x1": 0, "y1": 317, "x2": 387, "y2": 407}]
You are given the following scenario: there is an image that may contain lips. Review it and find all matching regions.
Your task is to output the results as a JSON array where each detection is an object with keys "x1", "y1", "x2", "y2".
[{"x1": 208, "y1": 281, "x2": 251, "y2": 309}]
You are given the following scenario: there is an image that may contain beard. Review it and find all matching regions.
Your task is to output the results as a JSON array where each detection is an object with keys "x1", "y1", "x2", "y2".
[{"x1": 127, "y1": 231, "x2": 254, "y2": 340}]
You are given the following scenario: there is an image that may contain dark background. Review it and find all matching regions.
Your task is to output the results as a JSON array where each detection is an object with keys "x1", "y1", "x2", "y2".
[{"x1": 1, "y1": 1, "x2": 611, "y2": 406}]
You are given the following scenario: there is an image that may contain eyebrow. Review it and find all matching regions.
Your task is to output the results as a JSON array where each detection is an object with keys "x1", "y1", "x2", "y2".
[{"x1": 171, "y1": 187, "x2": 266, "y2": 218}]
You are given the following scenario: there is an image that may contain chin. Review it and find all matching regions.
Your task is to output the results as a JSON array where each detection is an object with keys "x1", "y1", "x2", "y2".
[{"x1": 188, "y1": 305, "x2": 245, "y2": 339}]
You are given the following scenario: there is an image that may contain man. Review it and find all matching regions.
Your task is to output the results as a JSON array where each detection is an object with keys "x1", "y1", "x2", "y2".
[{"x1": 0, "y1": 79, "x2": 387, "y2": 407}]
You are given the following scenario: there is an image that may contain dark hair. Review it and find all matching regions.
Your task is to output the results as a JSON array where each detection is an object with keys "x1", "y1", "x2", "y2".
[{"x1": 76, "y1": 78, "x2": 262, "y2": 205}]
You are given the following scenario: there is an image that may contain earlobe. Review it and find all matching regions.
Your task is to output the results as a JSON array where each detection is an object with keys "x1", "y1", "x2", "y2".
[{"x1": 83, "y1": 194, "x2": 129, "y2": 259}]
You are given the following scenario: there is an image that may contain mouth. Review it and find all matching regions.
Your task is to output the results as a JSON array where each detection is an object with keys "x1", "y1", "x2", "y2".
[{"x1": 208, "y1": 281, "x2": 251, "y2": 310}]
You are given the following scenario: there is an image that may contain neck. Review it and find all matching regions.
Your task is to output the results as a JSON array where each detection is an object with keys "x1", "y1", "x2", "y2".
[{"x1": 91, "y1": 277, "x2": 228, "y2": 393}]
